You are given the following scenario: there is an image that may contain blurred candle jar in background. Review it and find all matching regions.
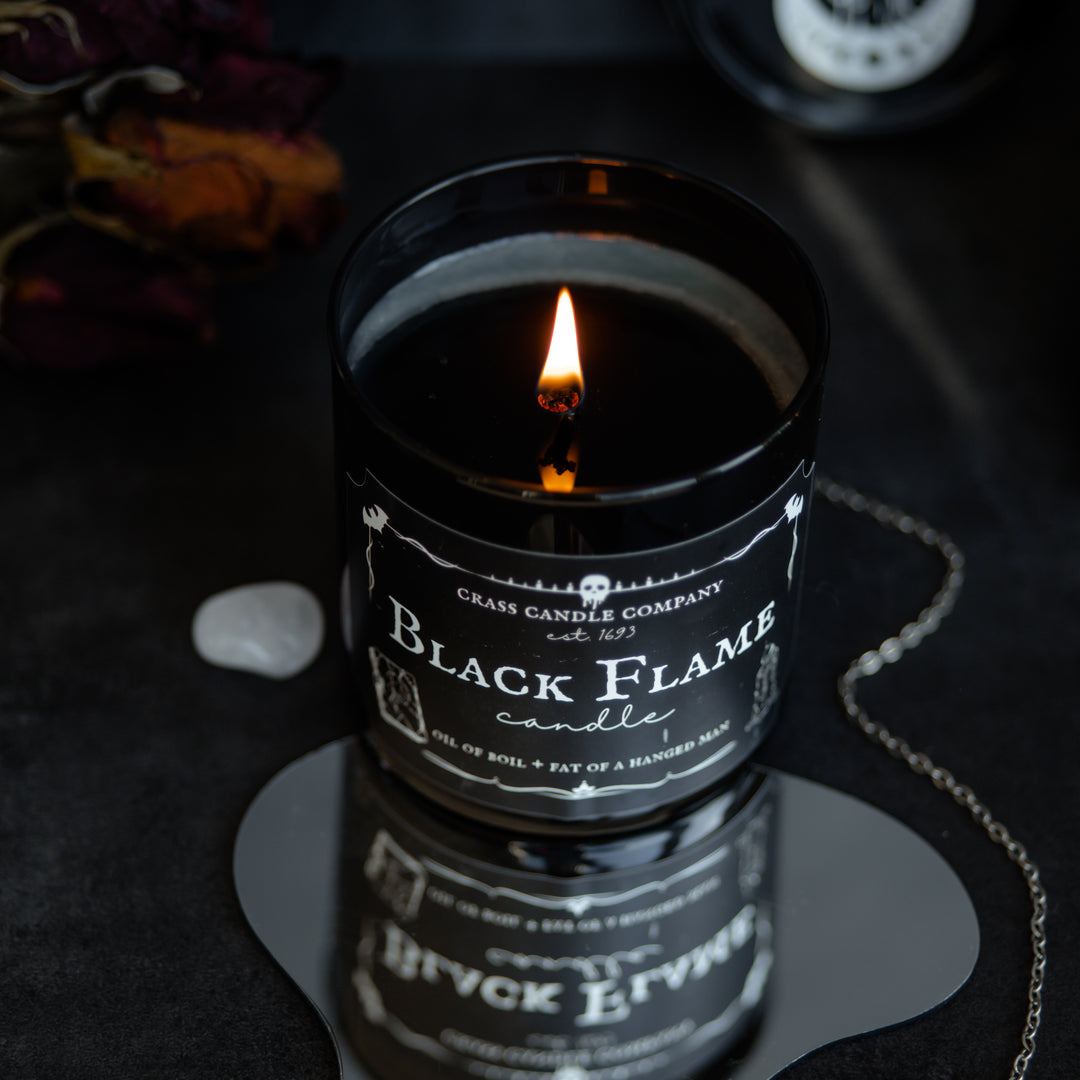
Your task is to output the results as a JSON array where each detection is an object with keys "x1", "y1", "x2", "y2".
[{"x1": 670, "y1": 0, "x2": 1032, "y2": 134}]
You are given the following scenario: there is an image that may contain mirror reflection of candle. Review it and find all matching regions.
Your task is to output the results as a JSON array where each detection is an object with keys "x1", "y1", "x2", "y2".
[
  {"x1": 338, "y1": 741, "x2": 778, "y2": 1080},
  {"x1": 537, "y1": 287, "x2": 583, "y2": 493}
]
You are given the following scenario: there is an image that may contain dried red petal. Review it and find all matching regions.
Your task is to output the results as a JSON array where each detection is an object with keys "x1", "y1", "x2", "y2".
[
  {"x1": 188, "y1": 51, "x2": 338, "y2": 131},
  {"x1": 105, "y1": 51, "x2": 341, "y2": 133},
  {"x1": 100, "y1": 0, "x2": 271, "y2": 58},
  {"x1": 71, "y1": 110, "x2": 345, "y2": 254},
  {"x1": 1, "y1": 222, "x2": 214, "y2": 368},
  {"x1": 106, "y1": 158, "x2": 272, "y2": 251},
  {"x1": 11, "y1": 276, "x2": 68, "y2": 305},
  {"x1": 0, "y1": 2, "x2": 123, "y2": 85},
  {"x1": 0, "y1": 0, "x2": 271, "y2": 85}
]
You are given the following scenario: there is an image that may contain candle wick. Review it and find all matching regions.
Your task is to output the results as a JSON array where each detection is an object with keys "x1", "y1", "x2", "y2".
[
  {"x1": 538, "y1": 417, "x2": 577, "y2": 476},
  {"x1": 537, "y1": 386, "x2": 581, "y2": 414}
]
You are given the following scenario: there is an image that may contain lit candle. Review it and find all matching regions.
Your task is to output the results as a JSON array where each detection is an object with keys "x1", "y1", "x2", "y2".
[
  {"x1": 536, "y1": 287, "x2": 582, "y2": 495},
  {"x1": 331, "y1": 156, "x2": 828, "y2": 829}
]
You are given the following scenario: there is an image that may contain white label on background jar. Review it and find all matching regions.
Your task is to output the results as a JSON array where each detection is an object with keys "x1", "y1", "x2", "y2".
[{"x1": 773, "y1": 0, "x2": 976, "y2": 93}]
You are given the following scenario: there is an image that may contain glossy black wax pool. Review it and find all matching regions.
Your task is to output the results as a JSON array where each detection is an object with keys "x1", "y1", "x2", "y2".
[{"x1": 358, "y1": 283, "x2": 782, "y2": 488}]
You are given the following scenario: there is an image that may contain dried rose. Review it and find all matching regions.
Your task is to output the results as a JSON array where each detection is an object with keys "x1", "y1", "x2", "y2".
[
  {"x1": 66, "y1": 105, "x2": 344, "y2": 254},
  {"x1": 0, "y1": 218, "x2": 213, "y2": 368},
  {"x1": 100, "y1": 0, "x2": 270, "y2": 61},
  {"x1": 0, "y1": 2, "x2": 121, "y2": 88},
  {"x1": 106, "y1": 51, "x2": 340, "y2": 134},
  {"x1": 0, "y1": 0, "x2": 270, "y2": 89}
]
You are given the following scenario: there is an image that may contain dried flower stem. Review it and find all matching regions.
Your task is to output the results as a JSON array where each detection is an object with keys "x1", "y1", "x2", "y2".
[{"x1": 0, "y1": 3, "x2": 84, "y2": 54}]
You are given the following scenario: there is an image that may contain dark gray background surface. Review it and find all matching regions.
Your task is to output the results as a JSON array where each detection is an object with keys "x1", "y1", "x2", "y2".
[{"x1": 2, "y1": 2, "x2": 1077, "y2": 1078}]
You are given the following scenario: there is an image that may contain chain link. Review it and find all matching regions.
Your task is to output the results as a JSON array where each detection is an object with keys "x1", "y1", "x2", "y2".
[{"x1": 815, "y1": 476, "x2": 1047, "y2": 1080}]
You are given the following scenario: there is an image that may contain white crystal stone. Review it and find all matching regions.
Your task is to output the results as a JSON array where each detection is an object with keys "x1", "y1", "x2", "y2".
[{"x1": 192, "y1": 581, "x2": 324, "y2": 680}]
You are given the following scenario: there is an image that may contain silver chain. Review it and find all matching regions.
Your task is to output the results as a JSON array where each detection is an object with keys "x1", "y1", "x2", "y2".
[{"x1": 815, "y1": 475, "x2": 1047, "y2": 1080}]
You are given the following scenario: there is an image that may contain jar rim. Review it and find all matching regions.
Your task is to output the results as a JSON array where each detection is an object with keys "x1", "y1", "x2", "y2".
[{"x1": 328, "y1": 154, "x2": 828, "y2": 508}]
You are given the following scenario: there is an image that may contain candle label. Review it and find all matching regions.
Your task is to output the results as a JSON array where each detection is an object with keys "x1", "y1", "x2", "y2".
[
  {"x1": 346, "y1": 462, "x2": 813, "y2": 822},
  {"x1": 341, "y1": 769, "x2": 775, "y2": 1080},
  {"x1": 773, "y1": 0, "x2": 975, "y2": 94}
]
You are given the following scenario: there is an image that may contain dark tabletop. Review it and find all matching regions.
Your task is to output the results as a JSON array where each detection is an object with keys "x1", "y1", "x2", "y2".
[{"x1": 2, "y1": 10, "x2": 1078, "y2": 1080}]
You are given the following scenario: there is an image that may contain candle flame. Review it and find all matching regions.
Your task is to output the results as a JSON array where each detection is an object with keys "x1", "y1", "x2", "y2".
[
  {"x1": 537, "y1": 287, "x2": 583, "y2": 414},
  {"x1": 537, "y1": 288, "x2": 583, "y2": 492}
]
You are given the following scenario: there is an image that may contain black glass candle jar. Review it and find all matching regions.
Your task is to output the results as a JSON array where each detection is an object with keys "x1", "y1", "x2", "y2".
[
  {"x1": 330, "y1": 155, "x2": 827, "y2": 830},
  {"x1": 337, "y1": 741, "x2": 777, "y2": 1080}
]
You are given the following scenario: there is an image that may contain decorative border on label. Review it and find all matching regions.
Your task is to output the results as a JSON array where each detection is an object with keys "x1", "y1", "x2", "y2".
[
  {"x1": 483, "y1": 944, "x2": 665, "y2": 982},
  {"x1": 420, "y1": 738, "x2": 738, "y2": 801},
  {"x1": 350, "y1": 461, "x2": 812, "y2": 601},
  {"x1": 417, "y1": 841, "x2": 734, "y2": 918}
]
